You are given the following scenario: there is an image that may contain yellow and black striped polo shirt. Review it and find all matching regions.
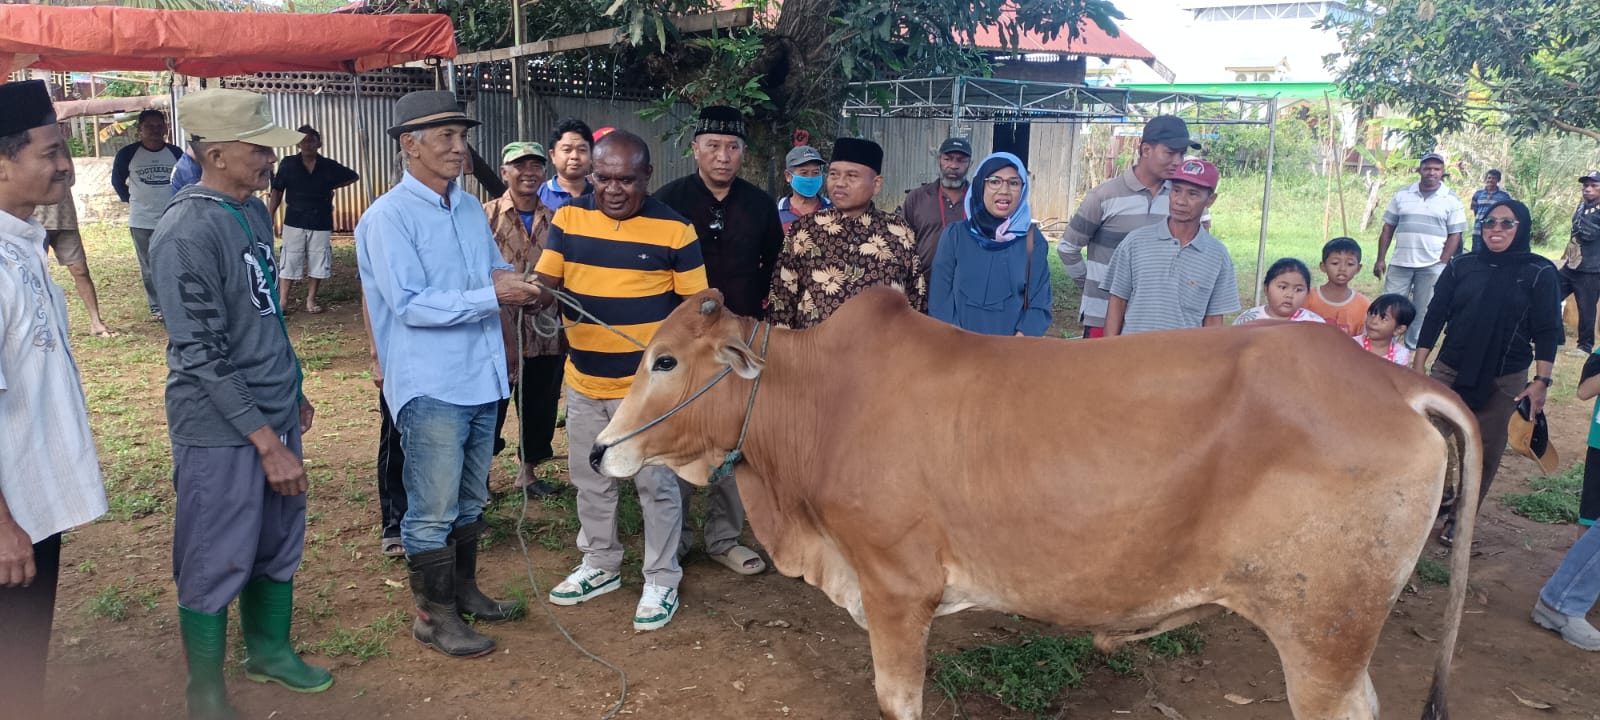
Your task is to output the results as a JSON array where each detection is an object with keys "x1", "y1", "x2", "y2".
[{"x1": 534, "y1": 195, "x2": 708, "y2": 399}]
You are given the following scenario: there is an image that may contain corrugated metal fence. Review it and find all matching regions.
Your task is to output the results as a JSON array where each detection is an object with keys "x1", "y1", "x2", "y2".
[
  {"x1": 164, "y1": 86, "x2": 1091, "y2": 232},
  {"x1": 850, "y1": 116, "x2": 1086, "y2": 229},
  {"x1": 171, "y1": 89, "x2": 695, "y2": 232}
]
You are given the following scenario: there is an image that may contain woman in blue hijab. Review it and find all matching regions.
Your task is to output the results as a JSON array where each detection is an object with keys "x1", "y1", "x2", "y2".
[{"x1": 928, "y1": 152, "x2": 1052, "y2": 336}]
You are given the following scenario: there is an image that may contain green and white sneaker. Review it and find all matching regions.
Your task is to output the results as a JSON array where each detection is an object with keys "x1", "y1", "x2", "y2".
[
  {"x1": 632, "y1": 583, "x2": 680, "y2": 631},
  {"x1": 548, "y1": 562, "x2": 621, "y2": 606}
]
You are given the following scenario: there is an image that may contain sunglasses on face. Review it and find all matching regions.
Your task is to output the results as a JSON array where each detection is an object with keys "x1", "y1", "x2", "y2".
[{"x1": 1480, "y1": 218, "x2": 1520, "y2": 230}]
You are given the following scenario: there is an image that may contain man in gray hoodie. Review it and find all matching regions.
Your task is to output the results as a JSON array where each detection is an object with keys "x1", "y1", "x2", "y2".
[{"x1": 149, "y1": 89, "x2": 331, "y2": 720}]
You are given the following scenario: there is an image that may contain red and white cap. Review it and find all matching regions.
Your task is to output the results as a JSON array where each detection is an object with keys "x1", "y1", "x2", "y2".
[{"x1": 1168, "y1": 158, "x2": 1220, "y2": 190}]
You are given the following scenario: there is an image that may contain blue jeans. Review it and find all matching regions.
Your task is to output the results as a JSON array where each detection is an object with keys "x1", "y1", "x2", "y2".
[
  {"x1": 1382, "y1": 263, "x2": 1444, "y2": 348},
  {"x1": 396, "y1": 396, "x2": 498, "y2": 555},
  {"x1": 1540, "y1": 523, "x2": 1600, "y2": 617}
]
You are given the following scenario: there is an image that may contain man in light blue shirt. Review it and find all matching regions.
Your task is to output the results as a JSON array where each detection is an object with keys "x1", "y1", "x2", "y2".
[{"x1": 356, "y1": 91, "x2": 544, "y2": 660}]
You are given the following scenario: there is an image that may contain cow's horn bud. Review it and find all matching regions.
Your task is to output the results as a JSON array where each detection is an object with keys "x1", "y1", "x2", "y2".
[{"x1": 700, "y1": 300, "x2": 718, "y2": 315}]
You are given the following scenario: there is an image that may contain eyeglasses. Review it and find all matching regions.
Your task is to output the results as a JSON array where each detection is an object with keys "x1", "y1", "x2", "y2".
[
  {"x1": 1480, "y1": 218, "x2": 1520, "y2": 230},
  {"x1": 984, "y1": 177, "x2": 1023, "y2": 190},
  {"x1": 708, "y1": 205, "x2": 725, "y2": 234}
]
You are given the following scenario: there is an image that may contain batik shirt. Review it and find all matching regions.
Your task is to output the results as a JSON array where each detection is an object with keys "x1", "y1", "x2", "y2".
[{"x1": 766, "y1": 206, "x2": 927, "y2": 330}]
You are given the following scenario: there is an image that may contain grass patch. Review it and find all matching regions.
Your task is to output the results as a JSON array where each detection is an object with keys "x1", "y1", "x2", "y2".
[
  {"x1": 1415, "y1": 558, "x2": 1452, "y2": 586},
  {"x1": 1503, "y1": 463, "x2": 1583, "y2": 524},
  {"x1": 88, "y1": 585, "x2": 130, "y2": 622},
  {"x1": 300, "y1": 611, "x2": 405, "y2": 661},
  {"x1": 931, "y1": 633, "x2": 1096, "y2": 717},
  {"x1": 931, "y1": 625, "x2": 1207, "y2": 718}
]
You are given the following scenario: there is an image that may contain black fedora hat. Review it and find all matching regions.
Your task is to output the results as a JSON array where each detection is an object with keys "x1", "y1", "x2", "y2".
[{"x1": 387, "y1": 90, "x2": 479, "y2": 140}]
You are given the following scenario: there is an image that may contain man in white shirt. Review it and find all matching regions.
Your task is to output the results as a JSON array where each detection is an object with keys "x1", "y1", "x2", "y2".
[
  {"x1": 0, "y1": 79, "x2": 110, "y2": 717},
  {"x1": 1374, "y1": 152, "x2": 1467, "y2": 348}
]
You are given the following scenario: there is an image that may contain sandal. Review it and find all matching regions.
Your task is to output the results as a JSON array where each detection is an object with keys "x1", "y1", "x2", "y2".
[
  {"x1": 91, "y1": 327, "x2": 119, "y2": 338},
  {"x1": 305, "y1": 303, "x2": 325, "y2": 315},
  {"x1": 710, "y1": 545, "x2": 766, "y2": 575},
  {"x1": 381, "y1": 537, "x2": 404, "y2": 558}
]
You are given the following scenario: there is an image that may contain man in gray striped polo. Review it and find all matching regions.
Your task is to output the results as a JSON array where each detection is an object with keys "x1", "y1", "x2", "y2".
[
  {"x1": 1102, "y1": 158, "x2": 1241, "y2": 335},
  {"x1": 1058, "y1": 115, "x2": 1197, "y2": 337},
  {"x1": 1373, "y1": 152, "x2": 1466, "y2": 348}
]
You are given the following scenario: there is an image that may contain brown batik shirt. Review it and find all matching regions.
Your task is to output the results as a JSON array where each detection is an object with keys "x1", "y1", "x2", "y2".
[
  {"x1": 766, "y1": 205, "x2": 928, "y2": 330},
  {"x1": 486, "y1": 192, "x2": 566, "y2": 361}
]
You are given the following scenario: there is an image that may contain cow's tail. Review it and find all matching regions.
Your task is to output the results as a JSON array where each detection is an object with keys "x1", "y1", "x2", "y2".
[{"x1": 1409, "y1": 388, "x2": 1482, "y2": 720}]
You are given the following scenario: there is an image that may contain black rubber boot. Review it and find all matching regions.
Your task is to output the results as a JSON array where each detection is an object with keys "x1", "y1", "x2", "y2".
[
  {"x1": 406, "y1": 545, "x2": 496, "y2": 658},
  {"x1": 449, "y1": 521, "x2": 521, "y2": 622}
]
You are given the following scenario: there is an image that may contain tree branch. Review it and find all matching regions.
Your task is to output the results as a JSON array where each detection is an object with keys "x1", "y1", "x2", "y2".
[{"x1": 1549, "y1": 118, "x2": 1600, "y2": 141}]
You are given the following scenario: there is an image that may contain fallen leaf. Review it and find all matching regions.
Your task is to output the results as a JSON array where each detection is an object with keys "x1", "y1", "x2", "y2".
[
  {"x1": 765, "y1": 620, "x2": 791, "y2": 628},
  {"x1": 1152, "y1": 701, "x2": 1187, "y2": 719},
  {"x1": 1224, "y1": 693, "x2": 1255, "y2": 705},
  {"x1": 733, "y1": 681, "x2": 746, "y2": 693},
  {"x1": 1180, "y1": 676, "x2": 1196, "y2": 684},
  {"x1": 1410, "y1": 626, "x2": 1437, "y2": 642},
  {"x1": 1509, "y1": 688, "x2": 1553, "y2": 710},
  {"x1": 383, "y1": 579, "x2": 403, "y2": 589}
]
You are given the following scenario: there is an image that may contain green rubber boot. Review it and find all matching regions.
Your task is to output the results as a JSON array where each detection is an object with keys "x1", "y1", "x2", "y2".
[
  {"x1": 178, "y1": 606, "x2": 238, "y2": 720},
  {"x1": 238, "y1": 578, "x2": 334, "y2": 694}
]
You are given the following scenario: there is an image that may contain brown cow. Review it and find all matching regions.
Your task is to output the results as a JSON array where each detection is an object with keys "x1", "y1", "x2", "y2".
[{"x1": 591, "y1": 287, "x2": 1481, "y2": 720}]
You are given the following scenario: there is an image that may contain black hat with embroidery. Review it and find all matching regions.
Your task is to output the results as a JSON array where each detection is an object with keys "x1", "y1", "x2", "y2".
[
  {"x1": 0, "y1": 80, "x2": 57, "y2": 138},
  {"x1": 831, "y1": 137, "x2": 883, "y2": 174},
  {"x1": 694, "y1": 105, "x2": 747, "y2": 141}
]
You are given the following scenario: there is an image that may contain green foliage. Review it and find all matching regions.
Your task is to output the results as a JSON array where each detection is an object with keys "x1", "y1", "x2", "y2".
[
  {"x1": 1329, "y1": 0, "x2": 1600, "y2": 142},
  {"x1": 1415, "y1": 558, "x2": 1451, "y2": 585},
  {"x1": 930, "y1": 626, "x2": 1207, "y2": 718},
  {"x1": 1147, "y1": 625, "x2": 1205, "y2": 657},
  {"x1": 1210, "y1": 116, "x2": 1319, "y2": 177},
  {"x1": 640, "y1": 29, "x2": 774, "y2": 147},
  {"x1": 931, "y1": 633, "x2": 1095, "y2": 717},
  {"x1": 101, "y1": 79, "x2": 150, "y2": 98},
  {"x1": 1503, "y1": 463, "x2": 1584, "y2": 524},
  {"x1": 88, "y1": 585, "x2": 130, "y2": 622},
  {"x1": 300, "y1": 611, "x2": 404, "y2": 661}
]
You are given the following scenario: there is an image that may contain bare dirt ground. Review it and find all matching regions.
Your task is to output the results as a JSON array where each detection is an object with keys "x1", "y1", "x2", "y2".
[{"x1": 37, "y1": 230, "x2": 1600, "y2": 720}]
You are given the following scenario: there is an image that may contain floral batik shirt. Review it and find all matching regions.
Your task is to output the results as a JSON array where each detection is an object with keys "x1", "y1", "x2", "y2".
[{"x1": 766, "y1": 206, "x2": 928, "y2": 330}]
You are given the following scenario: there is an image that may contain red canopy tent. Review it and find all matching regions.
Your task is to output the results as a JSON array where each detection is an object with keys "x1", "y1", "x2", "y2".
[{"x1": 1, "y1": 5, "x2": 457, "y2": 76}]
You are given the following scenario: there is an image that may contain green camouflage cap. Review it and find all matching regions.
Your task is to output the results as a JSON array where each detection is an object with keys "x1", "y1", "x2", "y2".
[{"x1": 501, "y1": 141, "x2": 546, "y2": 164}]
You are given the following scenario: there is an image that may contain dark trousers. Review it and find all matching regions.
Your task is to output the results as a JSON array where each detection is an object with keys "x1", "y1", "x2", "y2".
[
  {"x1": 1584, "y1": 446, "x2": 1600, "y2": 527},
  {"x1": 493, "y1": 354, "x2": 565, "y2": 466},
  {"x1": 1430, "y1": 362, "x2": 1524, "y2": 522},
  {"x1": 378, "y1": 393, "x2": 407, "y2": 540},
  {"x1": 1561, "y1": 268, "x2": 1600, "y2": 352},
  {"x1": 0, "y1": 533, "x2": 61, "y2": 715}
]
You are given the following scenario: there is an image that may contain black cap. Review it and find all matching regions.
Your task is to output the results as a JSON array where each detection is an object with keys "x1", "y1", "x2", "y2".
[
  {"x1": 1579, "y1": 171, "x2": 1600, "y2": 184},
  {"x1": 1141, "y1": 115, "x2": 1200, "y2": 151},
  {"x1": 0, "y1": 80, "x2": 57, "y2": 138},
  {"x1": 832, "y1": 137, "x2": 883, "y2": 174},
  {"x1": 694, "y1": 105, "x2": 747, "y2": 141},
  {"x1": 938, "y1": 137, "x2": 972, "y2": 157}
]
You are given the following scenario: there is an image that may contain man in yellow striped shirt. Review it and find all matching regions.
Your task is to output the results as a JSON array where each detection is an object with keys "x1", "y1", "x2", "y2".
[{"x1": 533, "y1": 130, "x2": 707, "y2": 631}]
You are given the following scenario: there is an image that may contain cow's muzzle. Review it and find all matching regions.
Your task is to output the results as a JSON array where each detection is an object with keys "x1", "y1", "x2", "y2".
[{"x1": 589, "y1": 442, "x2": 609, "y2": 474}]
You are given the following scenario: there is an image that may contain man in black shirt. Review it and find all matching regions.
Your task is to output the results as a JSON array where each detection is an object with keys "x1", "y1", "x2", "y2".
[
  {"x1": 1562, "y1": 171, "x2": 1600, "y2": 355},
  {"x1": 268, "y1": 125, "x2": 359, "y2": 314},
  {"x1": 653, "y1": 105, "x2": 781, "y2": 576}
]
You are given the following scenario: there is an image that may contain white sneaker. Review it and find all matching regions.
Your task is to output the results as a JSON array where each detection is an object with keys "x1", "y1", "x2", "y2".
[
  {"x1": 548, "y1": 562, "x2": 621, "y2": 606},
  {"x1": 632, "y1": 583, "x2": 680, "y2": 631}
]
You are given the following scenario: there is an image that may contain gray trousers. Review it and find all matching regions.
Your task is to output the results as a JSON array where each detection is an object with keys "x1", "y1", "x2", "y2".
[
  {"x1": 1383, "y1": 263, "x2": 1444, "y2": 348},
  {"x1": 130, "y1": 226, "x2": 161, "y2": 315},
  {"x1": 678, "y1": 477, "x2": 746, "y2": 557},
  {"x1": 172, "y1": 426, "x2": 307, "y2": 614},
  {"x1": 565, "y1": 387, "x2": 683, "y2": 589}
]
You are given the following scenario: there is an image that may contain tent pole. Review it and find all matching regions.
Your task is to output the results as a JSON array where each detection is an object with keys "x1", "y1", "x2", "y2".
[{"x1": 1253, "y1": 96, "x2": 1279, "y2": 307}]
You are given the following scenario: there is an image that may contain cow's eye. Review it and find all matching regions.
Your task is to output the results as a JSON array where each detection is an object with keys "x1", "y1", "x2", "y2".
[{"x1": 652, "y1": 356, "x2": 678, "y2": 372}]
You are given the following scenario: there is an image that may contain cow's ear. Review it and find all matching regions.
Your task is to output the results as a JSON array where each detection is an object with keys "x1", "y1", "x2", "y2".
[{"x1": 715, "y1": 338, "x2": 764, "y2": 380}]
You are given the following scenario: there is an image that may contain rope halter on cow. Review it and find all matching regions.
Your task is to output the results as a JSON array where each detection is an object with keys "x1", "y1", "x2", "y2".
[{"x1": 593, "y1": 308, "x2": 772, "y2": 486}]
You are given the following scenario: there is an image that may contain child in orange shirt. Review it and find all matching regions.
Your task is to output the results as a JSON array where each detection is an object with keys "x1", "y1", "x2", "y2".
[{"x1": 1304, "y1": 237, "x2": 1371, "y2": 335}]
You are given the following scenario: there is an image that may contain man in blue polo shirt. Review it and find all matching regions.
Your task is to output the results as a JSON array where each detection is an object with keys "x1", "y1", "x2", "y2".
[{"x1": 537, "y1": 118, "x2": 594, "y2": 212}]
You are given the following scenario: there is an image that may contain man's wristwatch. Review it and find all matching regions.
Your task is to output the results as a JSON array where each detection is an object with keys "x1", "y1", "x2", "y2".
[{"x1": 1531, "y1": 375, "x2": 1553, "y2": 387}]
